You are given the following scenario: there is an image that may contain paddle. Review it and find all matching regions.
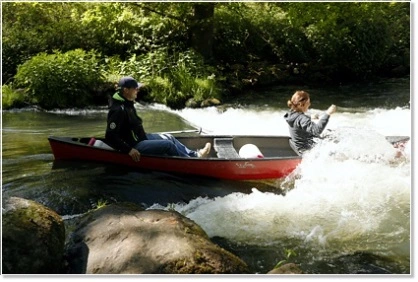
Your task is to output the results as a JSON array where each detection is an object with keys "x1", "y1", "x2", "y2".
[{"x1": 158, "y1": 128, "x2": 203, "y2": 135}]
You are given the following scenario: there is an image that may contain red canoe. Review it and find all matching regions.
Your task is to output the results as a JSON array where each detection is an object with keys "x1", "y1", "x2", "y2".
[
  {"x1": 48, "y1": 135, "x2": 409, "y2": 180},
  {"x1": 48, "y1": 135, "x2": 302, "y2": 180}
]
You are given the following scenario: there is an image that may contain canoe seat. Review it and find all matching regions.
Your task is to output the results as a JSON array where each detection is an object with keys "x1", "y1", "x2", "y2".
[{"x1": 213, "y1": 138, "x2": 240, "y2": 158}]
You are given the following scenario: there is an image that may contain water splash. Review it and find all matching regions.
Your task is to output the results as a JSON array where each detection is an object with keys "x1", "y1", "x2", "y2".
[
  {"x1": 175, "y1": 106, "x2": 410, "y2": 137},
  {"x1": 146, "y1": 105, "x2": 412, "y2": 264},
  {"x1": 148, "y1": 128, "x2": 410, "y2": 258}
]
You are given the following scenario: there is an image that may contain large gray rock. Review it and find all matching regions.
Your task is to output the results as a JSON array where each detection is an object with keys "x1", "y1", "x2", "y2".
[
  {"x1": 2, "y1": 197, "x2": 66, "y2": 274},
  {"x1": 66, "y1": 202, "x2": 249, "y2": 274}
]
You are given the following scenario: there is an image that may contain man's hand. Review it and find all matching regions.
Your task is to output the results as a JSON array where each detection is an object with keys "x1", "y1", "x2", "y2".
[{"x1": 129, "y1": 148, "x2": 141, "y2": 162}]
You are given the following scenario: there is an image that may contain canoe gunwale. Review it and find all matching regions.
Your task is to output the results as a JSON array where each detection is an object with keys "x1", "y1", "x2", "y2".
[{"x1": 48, "y1": 135, "x2": 302, "y2": 161}]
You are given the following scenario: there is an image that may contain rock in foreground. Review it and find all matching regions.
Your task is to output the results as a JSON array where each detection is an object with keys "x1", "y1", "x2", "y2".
[
  {"x1": 66, "y1": 203, "x2": 249, "y2": 274},
  {"x1": 2, "y1": 197, "x2": 66, "y2": 274}
]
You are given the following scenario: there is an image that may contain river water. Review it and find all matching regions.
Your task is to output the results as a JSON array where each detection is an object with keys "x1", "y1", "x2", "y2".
[{"x1": 1, "y1": 77, "x2": 411, "y2": 274}]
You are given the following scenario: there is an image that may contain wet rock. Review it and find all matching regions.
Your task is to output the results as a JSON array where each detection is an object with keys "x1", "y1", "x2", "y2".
[
  {"x1": 329, "y1": 252, "x2": 393, "y2": 274},
  {"x1": 200, "y1": 98, "x2": 221, "y2": 108},
  {"x1": 66, "y1": 202, "x2": 249, "y2": 274},
  {"x1": 186, "y1": 98, "x2": 221, "y2": 108},
  {"x1": 267, "y1": 263, "x2": 304, "y2": 274},
  {"x1": 185, "y1": 98, "x2": 199, "y2": 108},
  {"x1": 2, "y1": 197, "x2": 66, "y2": 274}
]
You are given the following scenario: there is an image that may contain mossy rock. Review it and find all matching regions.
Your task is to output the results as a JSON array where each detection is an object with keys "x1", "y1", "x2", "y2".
[{"x1": 2, "y1": 197, "x2": 66, "y2": 274}]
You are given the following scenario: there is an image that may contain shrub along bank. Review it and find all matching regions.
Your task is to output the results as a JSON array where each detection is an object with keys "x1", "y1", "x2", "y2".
[{"x1": 5, "y1": 48, "x2": 221, "y2": 110}]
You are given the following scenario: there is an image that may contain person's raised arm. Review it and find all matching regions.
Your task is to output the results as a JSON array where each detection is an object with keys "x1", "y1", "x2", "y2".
[{"x1": 326, "y1": 104, "x2": 337, "y2": 115}]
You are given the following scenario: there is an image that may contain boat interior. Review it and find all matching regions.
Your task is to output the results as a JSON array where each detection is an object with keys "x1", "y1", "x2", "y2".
[
  {"x1": 68, "y1": 135, "x2": 300, "y2": 159},
  {"x1": 176, "y1": 135, "x2": 300, "y2": 159}
]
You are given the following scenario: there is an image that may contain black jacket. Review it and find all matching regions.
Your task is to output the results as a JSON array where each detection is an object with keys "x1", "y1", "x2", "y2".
[
  {"x1": 284, "y1": 110, "x2": 330, "y2": 155},
  {"x1": 105, "y1": 93, "x2": 147, "y2": 153}
]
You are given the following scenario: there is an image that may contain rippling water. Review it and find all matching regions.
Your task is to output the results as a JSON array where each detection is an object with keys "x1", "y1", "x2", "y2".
[{"x1": 2, "y1": 77, "x2": 411, "y2": 274}]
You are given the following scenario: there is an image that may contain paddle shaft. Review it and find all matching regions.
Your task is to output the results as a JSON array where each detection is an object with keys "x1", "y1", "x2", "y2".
[{"x1": 158, "y1": 128, "x2": 202, "y2": 135}]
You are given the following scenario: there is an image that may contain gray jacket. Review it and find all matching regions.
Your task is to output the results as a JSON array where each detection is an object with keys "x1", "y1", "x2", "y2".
[{"x1": 284, "y1": 110, "x2": 330, "y2": 155}]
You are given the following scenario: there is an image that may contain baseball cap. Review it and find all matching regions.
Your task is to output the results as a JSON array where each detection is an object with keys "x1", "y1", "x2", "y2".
[{"x1": 118, "y1": 76, "x2": 142, "y2": 89}]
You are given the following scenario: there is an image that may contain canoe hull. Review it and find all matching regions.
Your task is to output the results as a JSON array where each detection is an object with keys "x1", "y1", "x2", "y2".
[{"x1": 48, "y1": 136, "x2": 301, "y2": 180}]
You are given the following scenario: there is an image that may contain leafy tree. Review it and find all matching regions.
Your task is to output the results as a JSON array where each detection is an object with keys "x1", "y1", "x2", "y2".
[
  {"x1": 281, "y1": 2, "x2": 406, "y2": 79},
  {"x1": 190, "y1": 3, "x2": 215, "y2": 61},
  {"x1": 131, "y1": 2, "x2": 216, "y2": 61},
  {"x1": 378, "y1": 2, "x2": 410, "y2": 73},
  {"x1": 1, "y1": 2, "x2": 88, "y2": 82},
  {"x1": 79, "y1": 2, "x2": 161, "y2": 58}
]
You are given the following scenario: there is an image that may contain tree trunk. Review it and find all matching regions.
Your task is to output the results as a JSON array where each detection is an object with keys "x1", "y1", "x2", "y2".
[{"x1": 190, "y1": 3, "x2": 215, "y2": 61}]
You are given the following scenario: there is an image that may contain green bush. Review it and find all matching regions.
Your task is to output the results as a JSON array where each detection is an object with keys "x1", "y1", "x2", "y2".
[
  {"x1": 14, "y1": 49, "x2": 105, "y2": 109},
  {"x1": 2, "y1": 2, "x2": 90, "y2": 82},
  {"x1": 104, "y1": 49, "x2": 221, "y2": 109},
  {"x1": 1, "y1": 84, "x2": 27, "y2": 109},
  {"x1": 150, "y1": 51, "x2": 221, "y2": 109}
]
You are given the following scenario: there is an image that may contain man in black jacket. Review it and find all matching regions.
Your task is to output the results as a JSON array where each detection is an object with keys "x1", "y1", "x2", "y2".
[{"x1": 105, "y1": 76, "x2": 211, "y2": 162}]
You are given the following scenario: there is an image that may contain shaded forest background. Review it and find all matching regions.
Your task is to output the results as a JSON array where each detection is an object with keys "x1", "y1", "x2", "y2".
[{"x1": 2, "y1": 1, "x2": 410, "y2": 110}]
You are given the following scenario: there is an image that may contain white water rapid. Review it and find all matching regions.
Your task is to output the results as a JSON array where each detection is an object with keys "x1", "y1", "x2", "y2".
[{"x1": 149, "y1": 105, "x2": 411, "y2": 263}]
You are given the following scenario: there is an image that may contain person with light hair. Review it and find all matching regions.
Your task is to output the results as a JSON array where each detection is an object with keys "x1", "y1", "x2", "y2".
[{"x1": 284, "y1": 90, "x2": 337, "y2": 155}]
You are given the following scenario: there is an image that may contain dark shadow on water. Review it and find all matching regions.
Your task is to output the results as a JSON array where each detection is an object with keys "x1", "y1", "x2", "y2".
[
  {"x1": 50, "y1": 160, "x2": 282, "y2": 214},
  {"x1": 212, "y1": 237, "x2": 405, "y2": 274}
]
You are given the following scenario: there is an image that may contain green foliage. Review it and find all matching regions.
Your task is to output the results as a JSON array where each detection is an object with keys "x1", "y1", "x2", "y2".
[
  {"x1": 2, "y1": 1, "x2": 410, "y2": 109},
  {"x1": 214, "y1": 2, "x2": 409, "y2": 80},
  {"x1": 104, "y1": 49, "x2": 221, "y2": 109},
  {"x1": 14, "y1": 49, "x2": 104, "y2": 110},
  {"x1": 1, "y1": 2, "x2": 89, "y2": 82},
  {"x1": 1, "y1": 84, "x2": 27, "y2": 109},
  {"x1": 79, "y1": 3, "x2": 156, "y2": 57},
  {"x1": 379, "y1": 2, "x2": 410, "y2": 70},
  {"x1": 214, "y1": 3, "x2": 312, "y2": 64},
  {"x1": 281, "y1": 2, "x2": 405, "y2": 79},
  {"x1": 274, "y1": 249, "x2": 297, "y2": 269},
  {"x1": 149, "y1": 50, "x2": 221, "y2": 109},
  {"x1": 213, "y1": 3, "x2": 251, "y2": 63},
  {"x1": 94, "y1": 199, "x2": 108, "y2": 209}
]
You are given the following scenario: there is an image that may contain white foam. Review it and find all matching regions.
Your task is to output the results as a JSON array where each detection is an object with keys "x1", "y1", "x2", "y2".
[
  {"x1": 175, "y1": 106, "x2": 411, "y2": 137},
  {"x1": 148, "y1": 126, "x2": 410, "y2": 256}
]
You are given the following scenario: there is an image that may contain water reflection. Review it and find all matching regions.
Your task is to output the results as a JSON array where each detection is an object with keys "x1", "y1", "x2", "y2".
[{"x1": 52, "y1": 161, "x2": 281, "y2": 211}]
